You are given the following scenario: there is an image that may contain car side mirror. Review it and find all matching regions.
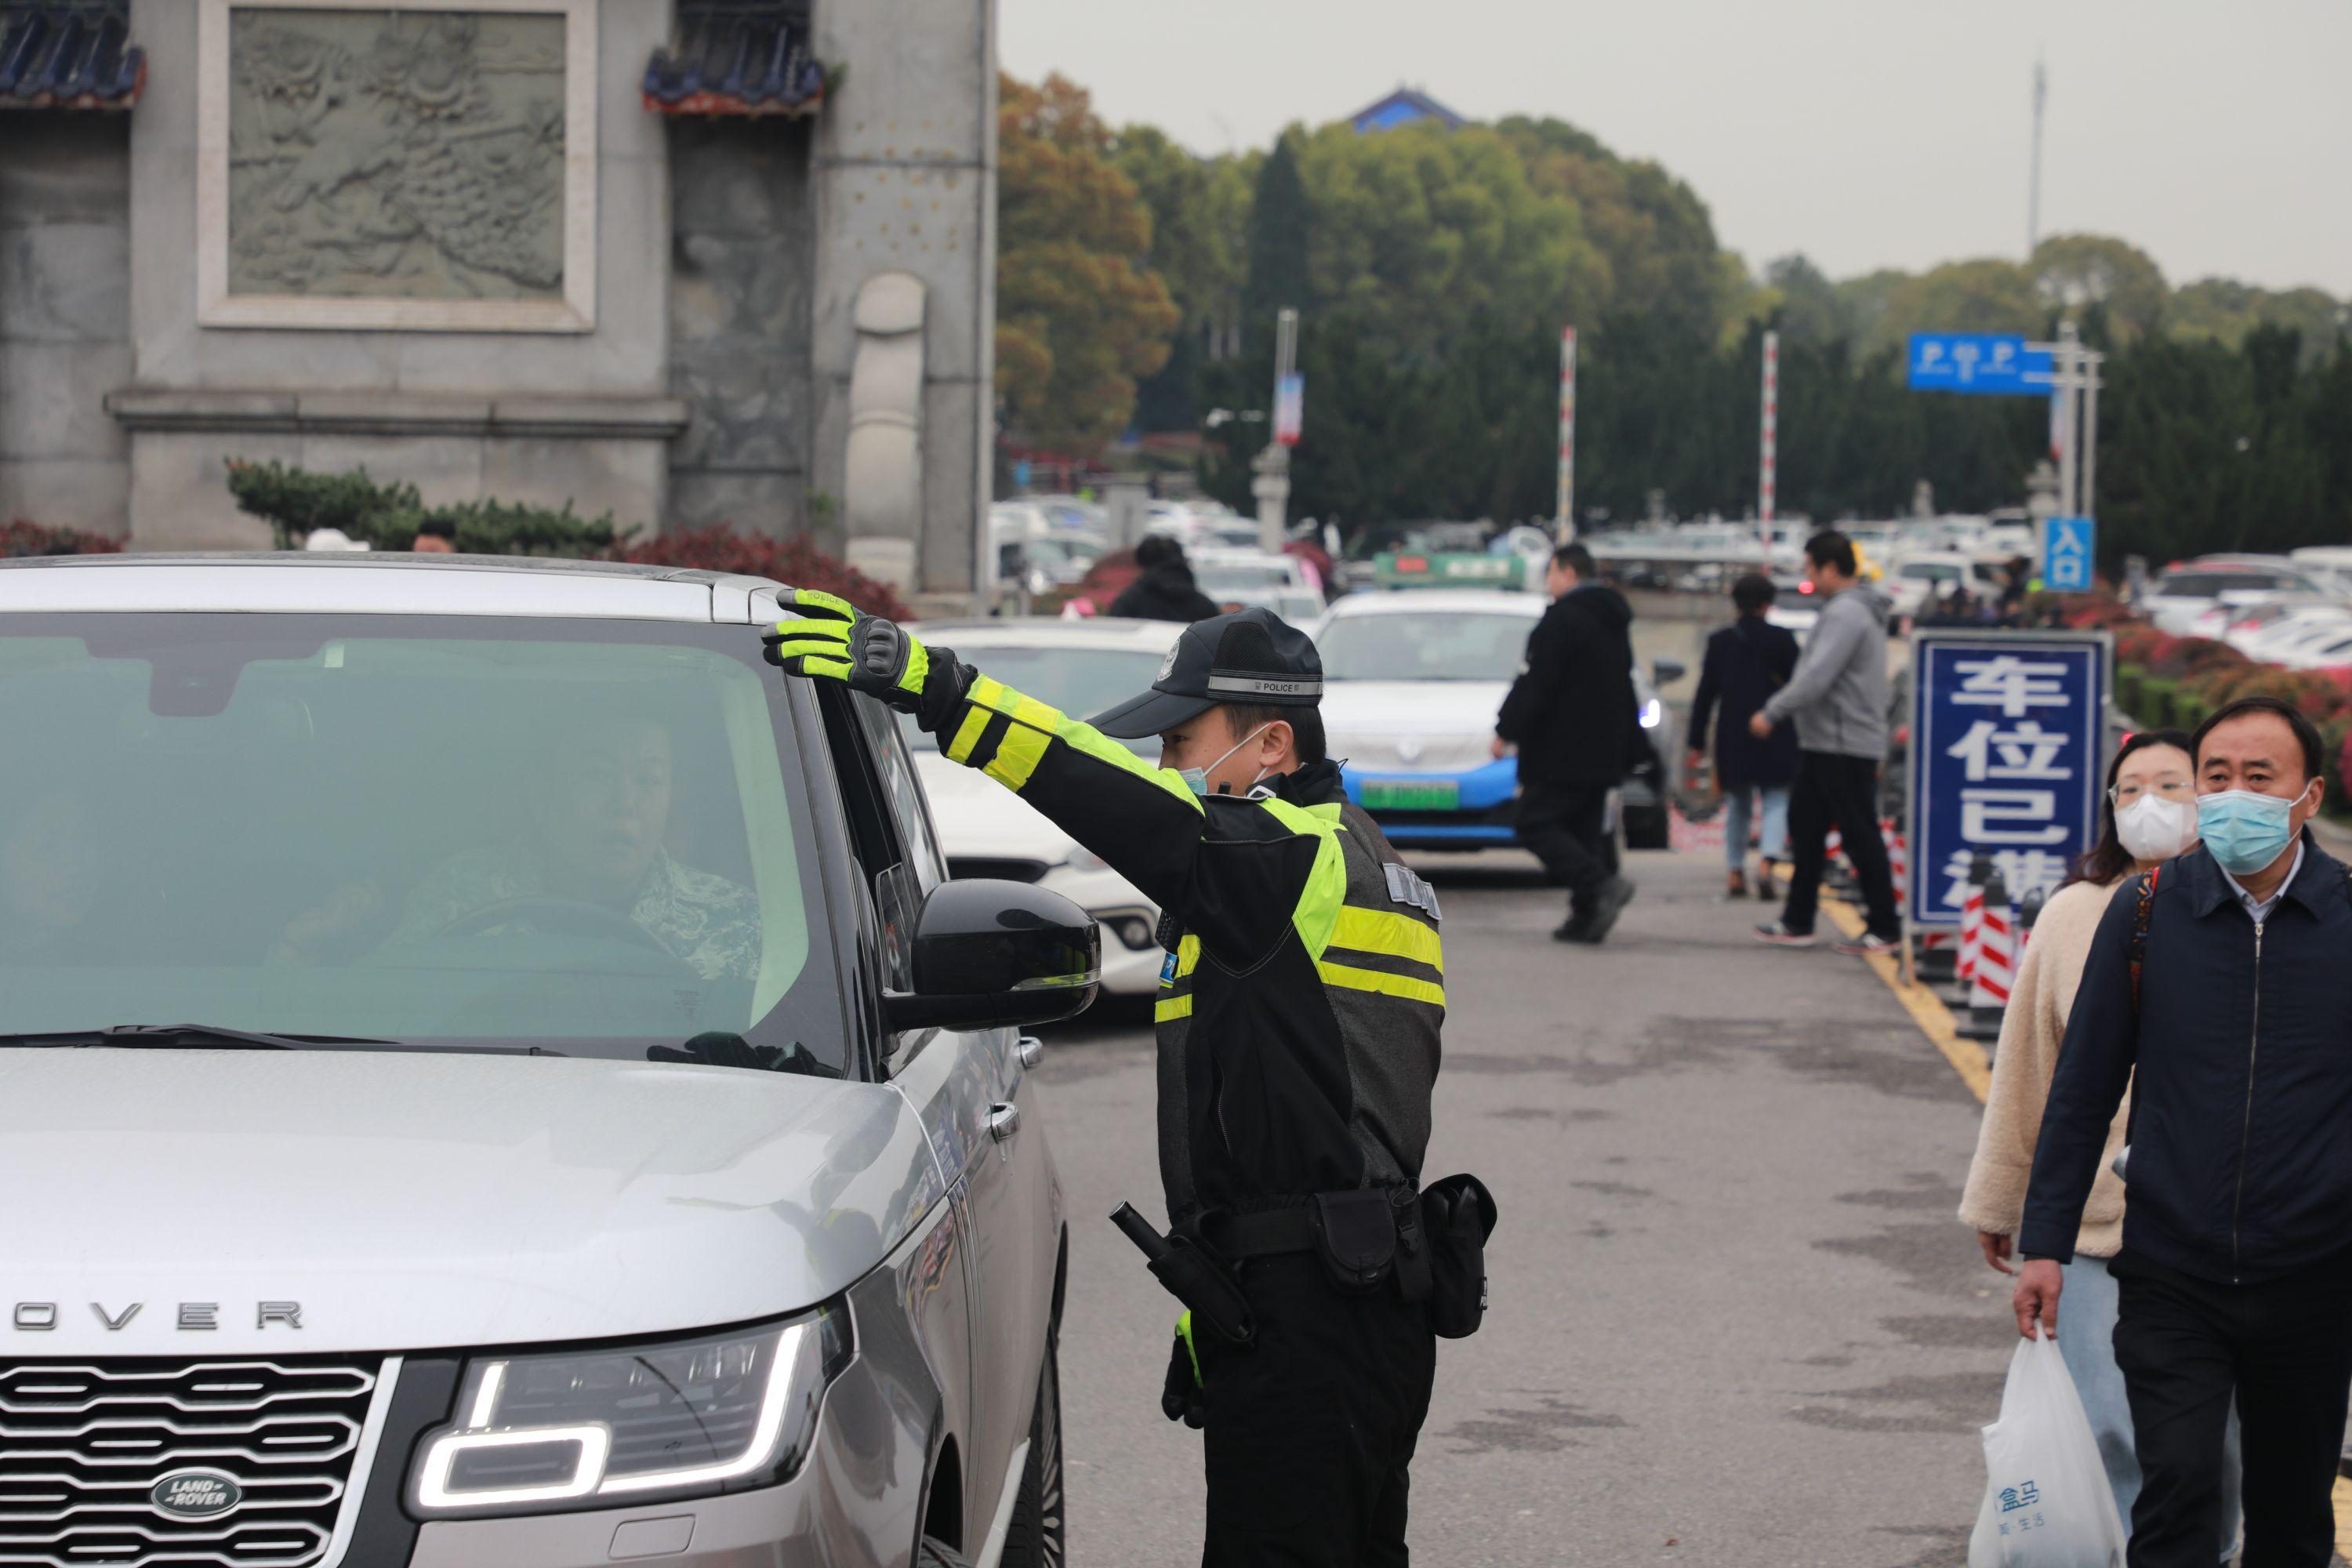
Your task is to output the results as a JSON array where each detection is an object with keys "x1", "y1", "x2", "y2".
[
  {"x1": 882, "y1": 879, "x2": 1101, "y2": 1035},
  {"x1": 1652, "y1": 657, "x2": 1687, "y2": 687}
]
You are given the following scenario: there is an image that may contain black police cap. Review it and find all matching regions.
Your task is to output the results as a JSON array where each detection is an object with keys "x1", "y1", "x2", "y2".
[{"x1": 1088, "y1": 606, "x2": 1323, "y2": 739}]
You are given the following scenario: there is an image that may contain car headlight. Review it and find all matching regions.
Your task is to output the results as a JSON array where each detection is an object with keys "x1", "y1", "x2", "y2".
[
  {"x1": 409, "y1": 1305, "x2": 851, "y2": 1517},
  {"x1": 1639, "y1": 697, "x2": 1664, "y2": 730}
]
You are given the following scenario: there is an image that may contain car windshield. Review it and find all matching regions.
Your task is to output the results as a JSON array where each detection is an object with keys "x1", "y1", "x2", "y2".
[
  {"x1": 1901, "y1": 562, "x2": 1961, "y2": 583},
  {"x1": 1317, "y1": 612, "x2": 1532, "y2": 681},
  {"x1": 1195, "y1": 564, "x2": 1296, "y2": 591},
  {"x1": 899, "y1": 644, "x2": 1168, "y2": 749},
  {"x1": 0, "y1": 614, "x2": 847, "y2": 1073}
]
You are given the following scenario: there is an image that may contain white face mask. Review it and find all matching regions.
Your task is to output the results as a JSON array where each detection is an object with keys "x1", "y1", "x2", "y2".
[
  {"x1": 1177, "y1": 724, "x2": 1272, "y2": 797},
  {"x1": 2114, "y1": 793, "x2": 2197, "y2": 863}
]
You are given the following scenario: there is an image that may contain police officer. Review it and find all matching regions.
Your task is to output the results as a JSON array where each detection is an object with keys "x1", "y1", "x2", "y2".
[{"x1": 767, "y1": 591, "x2": 1450, "y2": 1566}]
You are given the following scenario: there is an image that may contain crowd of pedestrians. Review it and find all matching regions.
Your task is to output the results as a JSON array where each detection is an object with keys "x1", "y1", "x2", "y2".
[{"x1": 1966, "y1": 695, "x2": 2352, "y2": 1565}]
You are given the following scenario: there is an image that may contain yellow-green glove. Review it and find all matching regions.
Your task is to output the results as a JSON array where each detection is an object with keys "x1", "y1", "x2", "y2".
[{"x1": 764, "y1": 588, "x2": 966, "y2": 723}]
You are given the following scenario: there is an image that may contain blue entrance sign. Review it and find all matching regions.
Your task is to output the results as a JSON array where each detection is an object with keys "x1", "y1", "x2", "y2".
[
  {"x1": 1907, "y1": 333, "x2": 2056, "y2": 396},
  {"x1": 1907, "y1": 630, "x2": 2111, "y2": 927},
  {"x1": 2042, "y1": 514, "x2": 2096, "y2": 592}
]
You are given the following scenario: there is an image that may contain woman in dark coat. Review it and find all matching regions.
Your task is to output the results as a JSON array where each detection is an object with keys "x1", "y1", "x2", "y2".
[{"x1": 1687, "y1": 574, "x2": 1802, "y2": 898}]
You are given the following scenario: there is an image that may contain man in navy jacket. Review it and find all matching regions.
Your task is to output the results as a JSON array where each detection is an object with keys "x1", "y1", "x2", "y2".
[{"x1": 2017, "y1": 696, "x2": 2352, "y2": 1566}]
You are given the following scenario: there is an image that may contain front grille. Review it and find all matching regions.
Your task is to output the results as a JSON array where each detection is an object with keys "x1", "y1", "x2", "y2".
[
  {"x1": 948, "y1": 856, "x2": 1050, "y2": 884},
  {"x1": 0, "y1": 1359, "x2": 381, "y2": 1568}
]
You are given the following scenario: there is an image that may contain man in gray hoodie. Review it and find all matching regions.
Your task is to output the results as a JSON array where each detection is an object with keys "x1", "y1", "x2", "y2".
[{"x1": 1748, "y1": 530, "x2": 1900, "y2": 954}]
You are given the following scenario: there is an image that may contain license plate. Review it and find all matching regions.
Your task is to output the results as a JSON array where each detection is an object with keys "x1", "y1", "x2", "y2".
[{"x1": 1363, "y1": 779, "x2": 1459, "y2": 811}]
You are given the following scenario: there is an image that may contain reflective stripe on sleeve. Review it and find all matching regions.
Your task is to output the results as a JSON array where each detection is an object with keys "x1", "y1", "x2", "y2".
[
  {"x1": 1316, "y1": 959, "x2": 1445, "y2": 1009},
  {"x1": 984, "y1": 721, "x2": 1052, "y2": 789},
  {"x1": 1156, "y1": 993, "x2": 1195, "y2": 1022},
  {"x1": 1329, "y1": 906, "x2": 1443, "y2": 973},
  {"x1": 945, "y1": 703, "x2": 993, "y2": 764}
]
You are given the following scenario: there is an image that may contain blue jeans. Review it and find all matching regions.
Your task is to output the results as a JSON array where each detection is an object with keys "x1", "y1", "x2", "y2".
[
  {"x1": 1721, "y1": 782, "x2": 1790, "y2": 869},
  {"x1": 2060, "y1": 1254, "x2": 2242, "y2": 1555}
]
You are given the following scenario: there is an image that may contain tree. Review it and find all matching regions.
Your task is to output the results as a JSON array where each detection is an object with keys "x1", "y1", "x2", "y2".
[
  {"x1": 1882, "y1": 259, "x2": 2045, "y2": 345},
  {"x1": 1112, "y1": 127, "x2": 1250, "y2": 431},
  {"x1": 995, "y1": 73, "x2": 1180, "y2": 455},
  {"x1": 1242, "y1": 131, "x2": 1312, "y2": 346},
  {"x1": 2171, "y1": 278, "x2": 2349, "y2": 365},
  {"x1": 2031, "y1": 233, "x2": 2167, "y2": 344},
  {"x1": 1762, "y1": 253, "x2": 1853, "y2": 347}
]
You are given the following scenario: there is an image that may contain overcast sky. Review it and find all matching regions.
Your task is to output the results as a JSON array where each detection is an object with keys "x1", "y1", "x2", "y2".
[{"x1": 1000, "y1": 0, "x2": 2352, "y2": 298}]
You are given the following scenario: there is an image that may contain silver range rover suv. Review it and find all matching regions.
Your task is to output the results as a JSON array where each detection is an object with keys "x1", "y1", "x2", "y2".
[{"x1": 0, "y1": 554, "x2": 1084, "y2": 1568}]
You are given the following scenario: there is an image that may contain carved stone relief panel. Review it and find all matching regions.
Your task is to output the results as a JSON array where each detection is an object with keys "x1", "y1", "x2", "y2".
[{"x1": 197, "y1": 0, "x2": 597, "y2": 331}]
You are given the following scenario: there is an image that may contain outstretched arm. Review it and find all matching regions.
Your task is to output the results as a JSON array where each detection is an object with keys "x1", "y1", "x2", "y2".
[{"x1": 766, "y1": 591, "x2": 1303, "y2": 962}]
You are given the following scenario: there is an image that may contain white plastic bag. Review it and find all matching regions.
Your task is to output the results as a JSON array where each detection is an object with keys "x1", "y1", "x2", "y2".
[{"x1": 1966, "y1": 1333, "x2": 2127, "y2": 1567}]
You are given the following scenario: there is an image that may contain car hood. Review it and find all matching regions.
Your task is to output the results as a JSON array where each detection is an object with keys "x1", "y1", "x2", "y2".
[
  {"x1": 1321, "y1": 680, "x2": 1510, "y2": 736},
  {"x1": 914, "y1": 749, "x2": 1081, "y2": 863},
  {"x1": 0, "y1": 1048, "x2": 944, "y2": 1354}
]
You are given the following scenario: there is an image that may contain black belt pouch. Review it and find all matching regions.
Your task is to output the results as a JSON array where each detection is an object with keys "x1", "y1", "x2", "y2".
[
  {"x1": 1308, "y1": 1189, "x2": 1398, "y2": 1291},
  {"x1": 1420, "y1": 1174, "x2": 1498, "y2": 1338}
]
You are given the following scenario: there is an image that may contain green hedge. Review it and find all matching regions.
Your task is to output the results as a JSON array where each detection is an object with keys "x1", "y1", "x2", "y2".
[
  {"x1": 2114, "y1": 663, "x2": 2144, "y2": 720},
  {"x1": 227, "y1": 459, "x2": 619, "y2": 556},
  {"x1": 2137, "y1": 676, "x2": 2176, "y2": 728}
]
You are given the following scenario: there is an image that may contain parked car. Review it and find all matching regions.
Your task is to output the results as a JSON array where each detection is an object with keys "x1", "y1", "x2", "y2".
[
  {"x1": 1312, "y1": 589, "x2": 1681, "y2": 851},
  {"x1": 1188, "y1": 548, "x2": 1328, "y2": 625},
  {"x1": 0, "y1": 554, "x2": 1080, "y2": 1568},
  {"x1": 2143, "y1": 555, "x2": 2338, "y2": 634},
  {"x1": 904, "y1": 616, "x2": 1185, "y2": 996},
  {"x1": 1883, "y1": 552, "x2": 2010, "y2": 620}
]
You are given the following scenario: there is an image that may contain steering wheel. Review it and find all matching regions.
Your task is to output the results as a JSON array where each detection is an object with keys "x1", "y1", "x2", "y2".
[{"x1": 433, "y1": 896, "x2": 676, "y2": 957}]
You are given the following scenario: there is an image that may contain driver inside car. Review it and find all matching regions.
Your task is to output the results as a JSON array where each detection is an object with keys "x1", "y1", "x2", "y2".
[{"x1": 277, "y1": 713, "x2": 761, "y2": 980}]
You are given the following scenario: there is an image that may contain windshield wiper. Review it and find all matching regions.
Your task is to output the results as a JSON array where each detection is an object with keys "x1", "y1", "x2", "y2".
[{"x1": 0, "y1": 1024, "x2": 401, "y2": 1051}]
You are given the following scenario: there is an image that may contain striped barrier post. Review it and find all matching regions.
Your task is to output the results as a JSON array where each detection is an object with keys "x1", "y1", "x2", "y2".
[
  {"x1": 2016, "y1": 886, "x2": 2046, "y2": 967},
  {"x1": 1951, "y1": 853, "x2": 1993, "y2": 1005},
  {"x1": 1963, "y1": 870, "x2": 2014, "y2": 1043}
]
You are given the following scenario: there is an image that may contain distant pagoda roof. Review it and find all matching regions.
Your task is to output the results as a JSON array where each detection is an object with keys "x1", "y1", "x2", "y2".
[
  {"x1": 644, "y1": 0, "x2": 826, "y2": 118},
  {"x1": 1348, "y1": 85, "x2": 1465, "y2": 134},
  {"x1": 0, "y1": 1, "x2": 143, "y2": 110}
]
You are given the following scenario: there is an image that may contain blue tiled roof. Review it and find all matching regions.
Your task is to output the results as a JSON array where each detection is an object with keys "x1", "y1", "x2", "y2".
[
  {"x1": 643, "y1": 0, "x2": 824, "y2": 118},
  {"x1": 0, "y1": 1, "x2": 142, "y2": 109},
  {"x1": 1349, "y1": 87, "x2": 1465, "y2": 134}
]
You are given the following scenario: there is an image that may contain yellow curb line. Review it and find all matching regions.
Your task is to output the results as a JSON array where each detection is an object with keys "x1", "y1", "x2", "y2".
[
  {"x1": 1821, "y1": 899, "x2": 1990, "y2": 1105},
  {"x1": 1821, "y1": 905, "x2": 2352, "y2": 1548}
]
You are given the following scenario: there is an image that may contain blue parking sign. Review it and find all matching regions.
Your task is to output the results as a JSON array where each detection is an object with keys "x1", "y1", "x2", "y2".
[
  {"x1": 1907, "y1": 333, "x2": 2055, "y2": 396},
  {"x1": 2042, "y1": 515, "x2": 2095, "y2": 591},
  {"x1": 1907, "y1": 630, "x2": 2111, "y2": 927}
]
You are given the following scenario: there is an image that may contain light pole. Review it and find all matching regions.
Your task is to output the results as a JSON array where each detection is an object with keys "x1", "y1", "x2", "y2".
[{"x1": 1254, "y1": 307, "x2": 1299, "y2": 552}]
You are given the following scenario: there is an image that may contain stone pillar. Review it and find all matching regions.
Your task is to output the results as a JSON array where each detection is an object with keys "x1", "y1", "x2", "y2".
[
  {"x1": 809, "y1": 0, "x2": 995, "y2": 608},
  {"x1": 117, "y1": 0, "x2": 681, "y2": 549},
  {"x1": 0, "y1": 118, "x2": 132, "y2": 536}
]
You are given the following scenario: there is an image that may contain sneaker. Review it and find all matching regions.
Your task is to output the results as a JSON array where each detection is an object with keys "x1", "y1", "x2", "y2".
[
  {"x1": 1835, "y1": 931, "x2": 1901, "y2": 958},
  {"x1": 1753, "y1": 920, "x2": 1819, "y2": 948},
  {"x1": 1755, "y1": 862, "x2": 1780, "y2": 901},
  {"x1": 1559, "y1": 877, "x2": 1637, "y2": 944},
  {"x1": 1726, "y1": 869, "x2": 1750, "y2": 899}
]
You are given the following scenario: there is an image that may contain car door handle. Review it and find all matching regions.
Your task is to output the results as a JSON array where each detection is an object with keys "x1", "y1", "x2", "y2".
[
  {"x1": 1017, "y1": 1035, "x2": 1044, "y2": 1069},
  {"x1": 987, "y1": 1102, "x2": 1022, "y2": 1144}
]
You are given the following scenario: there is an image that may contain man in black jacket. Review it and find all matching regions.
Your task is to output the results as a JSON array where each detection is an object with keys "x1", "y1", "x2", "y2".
[
  {"x1": 1688, "y1": 574, "x2": 1802, "y2": 898},
  {"x1": 1108, "y1": 534, "x2": 1222, "y2": 622},
  {"x1": 1493, "y1": 543, "x2": 1640, "y2": 943},
  {"x1": 2016, "y1": 696, "x2": 2350, "y2": 1566}
]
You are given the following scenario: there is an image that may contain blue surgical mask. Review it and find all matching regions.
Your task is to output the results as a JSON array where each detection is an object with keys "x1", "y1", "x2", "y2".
[
  {"x1": 2196, "y1": 786, "x2": 2309, "y2": 876},
  {"x1": 1178, "y1": 724, "x2": 1271, "y2": 797}
]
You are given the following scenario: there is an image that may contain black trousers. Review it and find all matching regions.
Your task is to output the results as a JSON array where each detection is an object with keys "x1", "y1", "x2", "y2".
[
  {"x1": 1515, "y1": 781, "x2": 1614, "y2": 906},
  {"x1": 2111, "y1": 1254, "x2": 2352, "y2": 1567},
  {"x1": 1779, "y1": 750, "x2": 1900, "y2": 939},
  {"x1": 1195, "y1": 1254, "x2": 1436, "y2": 1566}
]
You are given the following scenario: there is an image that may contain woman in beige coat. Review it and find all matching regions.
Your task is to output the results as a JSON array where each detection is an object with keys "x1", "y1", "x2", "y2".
[{"x1": 1958, "y1": 728, "x2": 2241, "y2": 1544}]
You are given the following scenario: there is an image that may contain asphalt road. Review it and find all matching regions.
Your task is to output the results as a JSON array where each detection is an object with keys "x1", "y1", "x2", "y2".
[{"x1": 1033, "y1": 844, "x2": 2014, "y2": 1568}]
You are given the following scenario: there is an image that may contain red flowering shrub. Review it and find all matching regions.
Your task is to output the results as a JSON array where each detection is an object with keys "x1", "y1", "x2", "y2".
[{"x1": 1, "y1": 519, "x2": 122, "y2": 557}]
